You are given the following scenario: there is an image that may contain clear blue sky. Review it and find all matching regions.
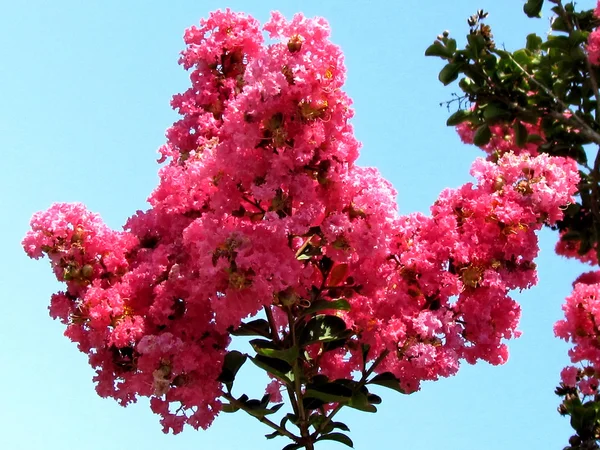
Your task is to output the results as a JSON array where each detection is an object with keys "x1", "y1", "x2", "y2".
[{"x1": 1, "y1": 1, "x2": 595, "y2": 449}]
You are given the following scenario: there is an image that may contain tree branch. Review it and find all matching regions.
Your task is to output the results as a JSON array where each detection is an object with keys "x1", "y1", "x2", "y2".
[
  {"x1": 312, "y1": 349, "x2": 391, "y2": 439},
  {"x1": 222, "y1": 392, "x2": 300, "y2": 443}
]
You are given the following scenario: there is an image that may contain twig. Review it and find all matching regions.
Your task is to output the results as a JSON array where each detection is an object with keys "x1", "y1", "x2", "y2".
[
  {"x1": 222, "y1": 392, "x2": 300, "y2": 443},
  {"x1": 312, "y1": 349, "x2": 391, "y2": 439},
  {"x1": 502, "y1": 50, "x2": 600, "y2": 145}
]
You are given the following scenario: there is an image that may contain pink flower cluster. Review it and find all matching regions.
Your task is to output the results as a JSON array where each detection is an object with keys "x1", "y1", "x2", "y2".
[
  {"x1": 556, "y1": 272, "x2": 600, "y2": 396},
  {"x1": 588, "y1": 2, "x2": 600, "y2": 65},
  {"x1": 24, "y1": 10, "x2": 580, "y2": 433},
  {"x1": 456, "y1": 120, "x2": 542, "y2": 160},
  {"x1": 319, "y1": 153, "x2": 578, "y2": 392}
]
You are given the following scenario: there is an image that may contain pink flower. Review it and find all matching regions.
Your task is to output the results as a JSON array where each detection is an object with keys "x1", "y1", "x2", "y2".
[
  {"x1": 588, "y1": 28, "x2": 600, "y2": 65},
  {"x1": 560, "y1": 366, "x2": 579, "y2": 387}
]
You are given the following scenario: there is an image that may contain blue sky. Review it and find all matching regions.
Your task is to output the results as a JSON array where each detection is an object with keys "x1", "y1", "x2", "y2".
[{"x1": 1, "y1": 1, "x2": 595, "y2": 448}]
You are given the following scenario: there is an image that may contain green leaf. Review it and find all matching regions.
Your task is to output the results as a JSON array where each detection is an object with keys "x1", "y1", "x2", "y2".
[
  {"x1": 316, "y1": 433, "x2": 354, "y2": 448},
  {"x1": 512, "y1": 48, "x2": 532, "y2": 67},
  {"x1": 240, "y1": 394, "x2": 284, "y2": 418},
  {"x1": 305, "y1": 382, "x2": 353, "y2": 404},
  {"x1": 551, "y1": 15, "x2": 569, "y2": 32},
  {"x1": 467, "y1": 34, "x2": 486, "y2": 59},
  {"x1": 447, "y1": 38, "x2": 457, "y2": 53},
  {"x1": 438, "y1": 62, "x2": 461, "y2": 86},
  {"x1": 513, "y1": 121, "x2": 528, "y2": 148},
  {"x1": 361, "y1": 343, "x2": 371, "y2": 367},
  {"x1": 482, "y1": 103, "x2": 511, "y2": 122},
  {"x1": 250, "y1": 339, "x2": 299, "y2": 364},
  {"x1": 526, "y1": 33, "x2": 542, "y2": 52},
  {"x1": 331, "y1": 422, "x2": 351, "y2": 432},
  {"x1": 320, "y1": 419, "x2": 352, "y2": 434},
  {"x1": 542, "y1": 35, "x2": 570, "y2": 51},
  {"x1": 368, "y1": 372, "x2": 407, "y2": 394},
  {"x1": 282, "y1": 444, "x2": 303, "y2": 450},
  {"x1": 424, "y1": 41, "x2": 453, "y2": 59},
  {"x1": 526, "y1": 133, "x2": 543, "y2": 144},
  {"x1": 302, "y1": 298, "x2": 351, "y2": 316},
  {"x1": 230, "y1": 319, "x2": 271, "y2": 338},
  {"x1": 221, "y1": 403, "x2": 240, "y2": 413},
  {"x1": 367, "y1": 393, "x2": 382, "y2": 405},
  {"x1": 523, "y1": 0, "x2": 543, "y2": 18},
  {"x1": 561, "y1": 230, "x2": 582, "y2": 241},
  {"x1": 472, "y1": 124, "x2": 492, "y2": 147},
  {"x1": 264, "y1": 430, "x2": 280, "y2": 440},
  {"x1": 218, "y1": 350, "x2": 247, "y2": 391},
  {"x1": 569, "y1": 30, "x2": 589, "y2": 47},
  {"x1": 249, "y1": 355, "x2": 294, "y2": 384},
  {"x1": 300, "y1": 314, "x2": 348, "y2": 346},
  {"x1": 446, "y1": 109, "x2": 472, "y2": 126},
  {"x1": 347, "y1": 391, "x2": 377, "y2": 413}
]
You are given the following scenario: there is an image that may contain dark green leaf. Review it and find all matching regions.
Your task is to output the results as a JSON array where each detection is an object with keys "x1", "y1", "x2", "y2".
[
  {"x1": 447, "y1": 38, "x2": 457, "y2": 53},
  {"x1": 218, "y1": 351, "x2": 247, "y2": 390},
  {"x1": 282, "y1": 444, "x2": 303, "y2": 450},
  {"x1": 526, "y1": 133, "x2": 543, "y2": 143},
  {"x1": 300, "y1": 314, "x2": 348, "y2": 346},
  {"x1": 305, "y1": 382, "x2": 353, "y2": 404},
  {"x1": 513, "y1": 121, "x2": 528, "y2": 147},
  {"x1": 321, "y1": 419, "x2": 351, "y2": 434},
  {"x1": 249, "y1": 355, "x2": 293, "y2": 384},
  {"x1": 473, "y1": 124, "x2": 492, "y2": 146},
  {"x1": 526, "y1": 33, "x2": 543, "y2": 52},
  {"x1": 331, "y1": 422, "x2": 351, "y2": 432},
  {"x1": 250, "y1": 339, "x2": 299, "y2": 364},
  {"x1": 361, "y1": 344, "x2": 371, "y2": 367},
  {"x1": 303, "y1": 396, "x2": 326, "y2": 410},
  {"x1": 322, "y1": 333, "x2": 354, "y2": 352},
  {"x1": 512, "y1": 49, "x2": 532, "y2": 67},
  {"x1": 240, "y1": 395, "x2": 284, "y2": 418},
  {"x1": 316, "y1": 433, "x2": 354, "y2": 448},
  {"x1": 483, "y1": 103, "x2": 511, "y2": 122},
  {"x1": 347, "y1": 391, "x2": 377, "y2": 413},
  {"x1": 561, "y1": 230, "x2": 582, "y2": 241},
  {"x1": 368, "y1": 372, "x2": 407, "y2": 394},
  {"x1": 367, "y1": 393, "x2": 382, "y2": 405},
  {"x1": 438, "y1": 63, "x2": 461, "y2": 86},
  {"x1": 551, "y1": 15, "x2": 569, "y2": 32},
  {"x1": 523, "y1": 0, "x2": 544, "y2": 18},
  {"x1": 446, "y1": 109, "x2": 472, "y2": 126},
  {"x1": 467, "y1": 34, "x2": 485, "y2": 59},
  {"x1": 230, "y1": 319, "x2": 271, "y2": 338},
  {"x1": 425, "y1": 41, "x2": 453, "y2": 59},
  {"x1": 578, "y1": 238, "x2": 593, "y2": 256},
  {"x1": 302, "y1": 299, "x2": 351, "y2": 316},
  {"x1": 221, "y1": 403, "x2": 240, "y2": 413},
  {"x1": 569, "y1": 30, "x2": 589, "y2": 46},
  {"x1": 542, "y1": 36, "x2": 570, "y2": 51},
  {"x1": 264, "y1": 430, "x2": 281, "y2": 440}
]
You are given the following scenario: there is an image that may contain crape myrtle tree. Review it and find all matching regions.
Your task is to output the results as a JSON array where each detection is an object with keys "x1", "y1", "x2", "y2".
[
  {"x1": 426, "y1": 0, "x2": 600, "y2": 448},
  {"x1": 22, "y1": 7, "x2": 582, "y2": 450}
]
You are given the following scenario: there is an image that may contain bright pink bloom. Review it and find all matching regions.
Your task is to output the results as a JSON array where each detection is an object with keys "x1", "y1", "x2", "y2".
[
  {"x1": 588, "y1": 29, "x2": 600, "y2": 65},
  {"x1": 23, "y1": 9, "x2": 580, "y2": 434}
]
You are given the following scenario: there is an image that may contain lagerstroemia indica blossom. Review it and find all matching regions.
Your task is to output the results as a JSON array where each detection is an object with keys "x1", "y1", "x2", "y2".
[
  {"x1": 588, "y1": 1, "x2": 600, "y2": 65},
  {"x1": 555, "y1": 272, "x2": 600, "y2": 397},
  {"x1": 24, "y1": 10, "x2": 579, "y2": 434}
]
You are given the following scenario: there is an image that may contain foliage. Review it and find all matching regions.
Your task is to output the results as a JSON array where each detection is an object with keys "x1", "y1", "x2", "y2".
[{"x1": 427, "y1": 1, "x2": 600, "y2": 448}]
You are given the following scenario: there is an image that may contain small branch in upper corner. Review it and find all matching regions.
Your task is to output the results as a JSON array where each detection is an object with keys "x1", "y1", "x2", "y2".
[{"x1": 440, "y1": 93, "x2": 471, "y2": 111}]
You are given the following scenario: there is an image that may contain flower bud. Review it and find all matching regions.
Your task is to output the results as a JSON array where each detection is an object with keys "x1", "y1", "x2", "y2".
[
  {"x1": 81, "y1": 264, "x2": 94, "y2": 279},
  {"x1": 492, "y1": 176, "x2": 505, "y2": 191},
  {"x1": 287, "y1": 34, "x2": 303, "y2": 53}
]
